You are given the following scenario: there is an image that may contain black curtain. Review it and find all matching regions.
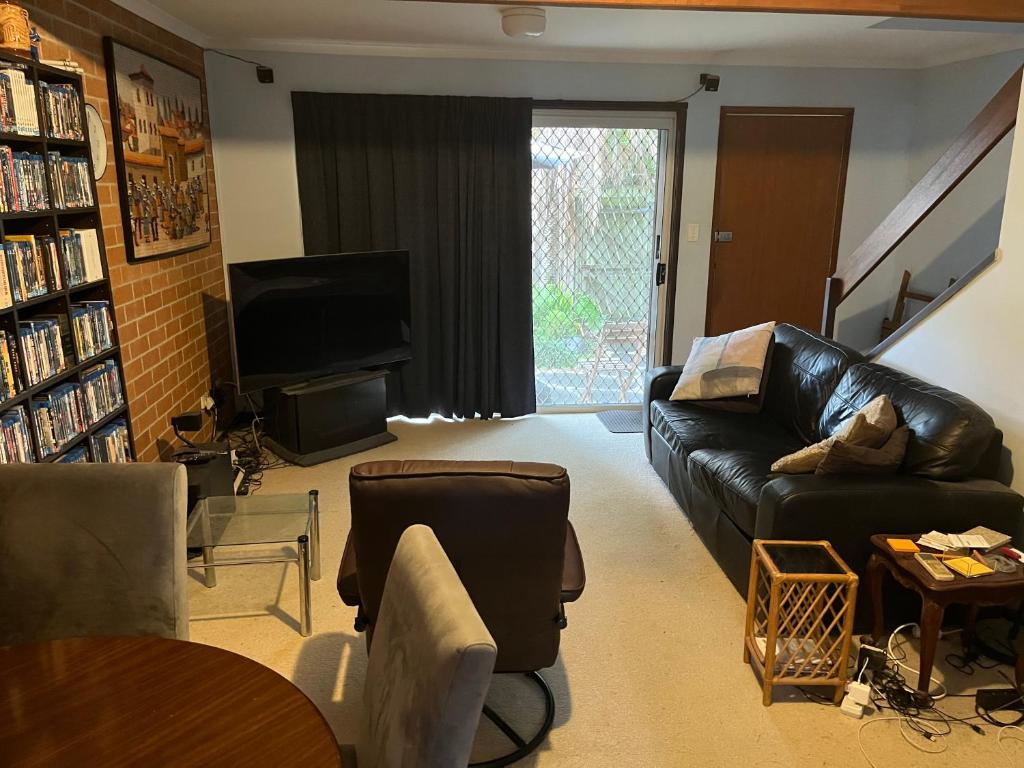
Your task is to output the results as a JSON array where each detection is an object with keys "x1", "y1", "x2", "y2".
[{"x1": 291, "y1": 92, "x2": 536, "y2": 419}]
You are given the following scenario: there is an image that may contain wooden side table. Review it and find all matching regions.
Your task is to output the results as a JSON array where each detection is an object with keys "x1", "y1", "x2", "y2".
[
  {"x1": 744, "y1": 539, "x2": 859, "y2": 706},
  {"x1": 866, "y1": 533, "x2": 1024, "y2": 701}
]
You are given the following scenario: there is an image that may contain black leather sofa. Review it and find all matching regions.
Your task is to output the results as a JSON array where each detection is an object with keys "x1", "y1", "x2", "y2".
[{"x1": 645, "y1": 323, "x2": 1024, "y2": 598}]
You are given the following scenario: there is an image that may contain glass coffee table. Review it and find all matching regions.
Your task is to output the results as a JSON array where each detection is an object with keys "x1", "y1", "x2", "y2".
[{"x1": 187, "y1": 491, "x2": 321, "y2": 636}]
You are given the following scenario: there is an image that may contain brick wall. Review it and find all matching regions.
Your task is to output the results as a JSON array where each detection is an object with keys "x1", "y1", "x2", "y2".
[{"x1": 18, "y1": 0, "x2": 229, "y2": 461}]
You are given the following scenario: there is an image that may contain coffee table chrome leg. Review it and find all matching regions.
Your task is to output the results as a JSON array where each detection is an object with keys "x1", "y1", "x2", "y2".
[
  {"x1": 308, "y1": 490, "x2": 321, "y2": 581},
  {"x1": 200, "y1": 510, "x2": 217, "y2": 587},
  {"x1": 298, "y1": 534, "x2": 312, "y2": 637},
  {"x1": 201, "y1": 546, "x2": 217, "y2": 587}
]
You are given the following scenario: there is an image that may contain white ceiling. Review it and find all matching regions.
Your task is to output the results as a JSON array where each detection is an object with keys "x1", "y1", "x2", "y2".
[{"x1": 114, "y1": 0, "x2": 1024, "y2": 69}]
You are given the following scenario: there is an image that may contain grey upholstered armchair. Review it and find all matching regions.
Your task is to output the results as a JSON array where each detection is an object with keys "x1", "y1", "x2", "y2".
[{"x1": 0, "y1": 463, "x2": 189, "y2": 645}]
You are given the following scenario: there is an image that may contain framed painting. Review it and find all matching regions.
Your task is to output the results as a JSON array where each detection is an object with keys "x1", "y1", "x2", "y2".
[{"x1": 104, "y1": 38, "x2": 211, "y2": 262}]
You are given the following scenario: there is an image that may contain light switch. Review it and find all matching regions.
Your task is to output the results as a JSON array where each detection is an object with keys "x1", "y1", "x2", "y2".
[{"x1": 686, "y1": 223, "x2": 700, "y2": 242}]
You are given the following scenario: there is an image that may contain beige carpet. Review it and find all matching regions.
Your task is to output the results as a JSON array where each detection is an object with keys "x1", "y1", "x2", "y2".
[{"x1": 188, "y1": 414, "x2": 1024, "y2": 766}]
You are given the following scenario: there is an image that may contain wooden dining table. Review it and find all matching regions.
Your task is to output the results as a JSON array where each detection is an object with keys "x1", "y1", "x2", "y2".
[{"x1": 0, "y1": 635, "x2": 342, "y2": 767}]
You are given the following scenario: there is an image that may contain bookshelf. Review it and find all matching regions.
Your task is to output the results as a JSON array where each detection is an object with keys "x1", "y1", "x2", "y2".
[{"x1": 0, "y1": 50, "x2": 135, "y2": 464}]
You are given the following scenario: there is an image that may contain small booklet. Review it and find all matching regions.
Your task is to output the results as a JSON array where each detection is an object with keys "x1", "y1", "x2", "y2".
[
  {"x1": 959, "y1": 526, "x2": 1012, "y2": 552},
  {"x1": 943, "y1": 556, "x2": 994, "y2": 578},
  {"x1": 919, "y1": 527, "x2": 1011, "y2": 553}
]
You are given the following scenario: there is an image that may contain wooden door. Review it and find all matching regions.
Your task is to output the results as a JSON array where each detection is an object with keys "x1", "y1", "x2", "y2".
[{"x1": 705, "y1": 108, "x2": 853, "y2": 336}]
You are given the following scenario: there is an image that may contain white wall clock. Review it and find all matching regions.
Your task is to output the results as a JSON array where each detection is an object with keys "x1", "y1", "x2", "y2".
[{"x1": 85, "y1": 103, "x2": 107, "y2": 180}]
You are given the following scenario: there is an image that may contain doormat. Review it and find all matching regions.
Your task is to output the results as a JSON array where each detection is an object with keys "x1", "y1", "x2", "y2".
[{"x1": 596, "y1": 410, "x2": 643, "y2": 433}]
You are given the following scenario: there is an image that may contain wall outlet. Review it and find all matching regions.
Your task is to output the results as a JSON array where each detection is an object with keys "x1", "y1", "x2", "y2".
[
  {"x1": 200, "y1": 394, "x2": 215, "y2": 412},
  {"x1": 686, "y1": 223, "x2": 700, "y2": 242}
]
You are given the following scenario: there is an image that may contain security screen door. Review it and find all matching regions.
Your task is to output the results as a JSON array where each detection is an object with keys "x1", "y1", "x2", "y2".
[{"x1": 531, "y1": 110, "x2": 676, "y2": 407}]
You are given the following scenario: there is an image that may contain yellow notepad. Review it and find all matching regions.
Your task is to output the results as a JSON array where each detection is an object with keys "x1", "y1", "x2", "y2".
[
  {"x1": 887, "y1": 538, "x2": 920, "y2": 553},
  {"x1": 943, "y1": 556, "x2": 994, "y2": 578}
]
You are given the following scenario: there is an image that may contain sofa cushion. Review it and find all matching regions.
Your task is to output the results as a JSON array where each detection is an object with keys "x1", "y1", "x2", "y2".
[
  {"x1": 771, "y1": 395, "x2": 898, "y2": 474},
  {"x1": 650, "y1": 399, "x2": 803, "y2": 463},
  {"x1": 819, "y1": 363, "x2": 996, "y2": 480},
  {"x1": 688, "y1": 448, "x2": 783, "y2": 538},
  {"x1": 763, "y1": 324, "x2": 864, "y2": 445},
  {"x1": 815, "y1": 425, "x2": 910, "y2": 476},
  {"x1": 670, "y1": 321, "x2": 775, "y2": 407}
]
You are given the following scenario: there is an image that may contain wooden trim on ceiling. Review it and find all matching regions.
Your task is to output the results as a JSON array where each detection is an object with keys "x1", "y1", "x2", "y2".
[
  {"x1": 532, "y1": 99, "x2": 687, "y2": 366},
  {"x1": 410, "y1": 0, "x2": 1024, "y2": 23}
]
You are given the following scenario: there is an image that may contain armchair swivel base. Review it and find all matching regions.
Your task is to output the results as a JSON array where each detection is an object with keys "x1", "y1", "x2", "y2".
[{"x1": 472, "y1": 671, "x2": 555, "y2": 768}]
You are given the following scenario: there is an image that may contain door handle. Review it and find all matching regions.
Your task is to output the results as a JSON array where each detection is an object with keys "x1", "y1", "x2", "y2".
[{"x1": 713, "y1": 231, "x2": 734, "y2": 243}]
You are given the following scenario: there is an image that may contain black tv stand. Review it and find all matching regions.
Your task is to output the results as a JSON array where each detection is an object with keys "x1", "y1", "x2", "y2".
[{"x1": 262, "y1": 370, "x2": 396, "y2": 467}]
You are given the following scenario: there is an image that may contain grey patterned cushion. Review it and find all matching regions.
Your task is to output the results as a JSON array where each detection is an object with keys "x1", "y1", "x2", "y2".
[{"x1": 670, "y1": 322, "x2": 775, "y2": 402}]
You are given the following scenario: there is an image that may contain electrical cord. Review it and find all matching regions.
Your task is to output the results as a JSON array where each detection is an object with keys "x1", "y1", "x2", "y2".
[
  {"x1": 887, "y1": 623, "x2": 947, "y2": 700},
  {"x1": 674, "y1": 83, "x2": 705, "y2": 103},
  {"x1": 999, "y1": 725, "x2": 1024, "y2": 761},
  {"x1": 206, "y1": 49, "x2": 268, "y2": 68},
  {"x1": 856, "y1": 623, "x2": 1024, "y2": 766}
]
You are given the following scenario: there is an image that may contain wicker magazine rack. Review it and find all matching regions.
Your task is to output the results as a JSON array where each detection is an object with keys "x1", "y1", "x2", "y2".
[{"x1": 744, "y1": 539, "x2": 859, "y2": 706}]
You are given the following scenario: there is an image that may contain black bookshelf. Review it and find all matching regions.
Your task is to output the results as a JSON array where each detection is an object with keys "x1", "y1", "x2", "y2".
[{"x1": 0, "y1": 50, "x2": 135, "y2": 463}]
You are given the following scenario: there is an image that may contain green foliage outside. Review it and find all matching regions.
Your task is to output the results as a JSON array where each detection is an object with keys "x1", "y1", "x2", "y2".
[{"x1": 532, "y1": 284, "x2": 604, "y2": 368}]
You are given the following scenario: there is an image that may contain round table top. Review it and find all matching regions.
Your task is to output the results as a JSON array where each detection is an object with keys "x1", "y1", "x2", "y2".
[{"x1": 0, "y1": 635, "x2": 342, "y2": 768}]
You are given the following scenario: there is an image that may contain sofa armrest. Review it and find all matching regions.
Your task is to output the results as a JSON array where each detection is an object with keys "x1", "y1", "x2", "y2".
[
  {"x1": 644, "y1": 365, "x2": 683, "y2": 459},
  {"x1": 755, "y1": 474, "x2": 1024, "y2": 576}
]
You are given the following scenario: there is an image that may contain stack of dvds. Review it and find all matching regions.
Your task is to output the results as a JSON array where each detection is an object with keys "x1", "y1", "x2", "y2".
[
  {"x1": 0, "y1": 64, "x2": 39, "y2": 136},
  {"x1": 90, "y1": 418, "x2": 130, "y2": 462},
  {"x1": 17, "y1": 316, "x2": 68, "y2": 386},
  {"x1": 56, "y1": 445, "x2": 88, "y2": 463},
  {"x1": 0, "y1": 147, "x2": 49, "y2": 211},
  {"x1": 60, "y1": 228, "x2": 103, "y2": 286},
  {"x1": 41, "y1": 81, "x2": 83, "y2": 140},
  {"x1": 32, "y1": 382, "x2": 85, "y2": 457},
  {"x1": 3, "y1": 234, "x2": 58, "y2": 303},
  {"x1": 0, "y1": 404, "x2": 33, "y2": 463},
  {"x1": 70, "y1": 300, "x2": 114, "y2": 360},
  {"x1": 48, "y1": 151, "x2": 92, "y2": 209},
  {"x1": 0, "y1": 330, "x2": 21, "y2": 402},
  {"x1": 81, "y1": 359, "x2": 123, "y2": 424}
]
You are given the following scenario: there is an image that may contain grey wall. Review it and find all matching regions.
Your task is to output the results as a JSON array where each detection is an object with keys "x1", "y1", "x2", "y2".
[
  {"x1": 879, "y1": 77, "x2": 1024, "y2": 491},
  {"x1": 834, "y1": 49, "x2": 1023, "y2": 352},
  {"x1": 205, "y1": 51, "x2": 918, "y2": 362}
]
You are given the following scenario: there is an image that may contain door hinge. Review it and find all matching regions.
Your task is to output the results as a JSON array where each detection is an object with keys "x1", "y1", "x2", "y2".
[
  {"x1": 713, "y1": 231, "x2": 734, "y2": 243},
  {"x1": 656, "y1": 262, "x2": 667, "y2": 286}
]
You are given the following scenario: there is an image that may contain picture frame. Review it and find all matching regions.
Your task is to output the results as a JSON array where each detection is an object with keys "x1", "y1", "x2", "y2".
[{"x1": 103, "y1": 37, "x2": 211, "y2": 262}]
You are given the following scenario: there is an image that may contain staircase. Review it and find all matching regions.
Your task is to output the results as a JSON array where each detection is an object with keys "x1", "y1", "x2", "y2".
[{"x1": 821, "y1": 66, "x2": 1022, "y2": 358}]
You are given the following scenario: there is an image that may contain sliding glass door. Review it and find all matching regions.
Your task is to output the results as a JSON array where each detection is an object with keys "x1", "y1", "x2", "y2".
[{"x1": 531, "y1": 109, "x2": 677, "y2": 408}]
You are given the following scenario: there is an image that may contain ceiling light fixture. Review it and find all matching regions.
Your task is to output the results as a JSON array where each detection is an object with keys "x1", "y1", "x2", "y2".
[{"x1": 501, "y1": 7, "x2": 546, "y2": 39}]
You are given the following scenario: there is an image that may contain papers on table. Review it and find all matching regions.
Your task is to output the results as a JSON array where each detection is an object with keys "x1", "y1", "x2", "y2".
[
  {"x1": 918, "y1": 531, "x2": 956, "y2": 552},
  {"x1": 917, "y1": 526, "x2": 1012, "y2": 553}
]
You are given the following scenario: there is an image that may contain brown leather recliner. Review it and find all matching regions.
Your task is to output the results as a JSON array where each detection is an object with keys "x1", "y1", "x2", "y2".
[{"x1": 337, "y1": 459, "x2": 585, "y2": 766}]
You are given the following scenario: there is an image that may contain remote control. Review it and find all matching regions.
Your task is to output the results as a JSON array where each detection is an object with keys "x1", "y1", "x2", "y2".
[{"x1": 915, "y1": 552, "x2": 954, "y2": 581}]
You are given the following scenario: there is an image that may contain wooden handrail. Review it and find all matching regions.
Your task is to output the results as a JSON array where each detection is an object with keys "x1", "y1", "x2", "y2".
[
  {"x1": 866, "y1": 251, "x2": 997, "y2": 360},
  {"x1": 821, "y1": 66, "x2": 1022, "y2": 336}
]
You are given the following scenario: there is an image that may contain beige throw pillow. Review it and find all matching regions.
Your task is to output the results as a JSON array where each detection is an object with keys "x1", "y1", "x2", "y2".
[
  {"x1": 670, "y1": 322, "x2": 775, "y2": 402},
  {"x1": 771, "y1": 395, "x2": 898, "y2": 474},
  {"x1": 815, "y1": 425, "x2": 910, "y2": 476}
]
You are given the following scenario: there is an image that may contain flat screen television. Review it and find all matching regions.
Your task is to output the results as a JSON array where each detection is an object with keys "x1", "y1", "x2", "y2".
[{"x1": 228, "y1": 250, "x2": 412, "y2": 393}]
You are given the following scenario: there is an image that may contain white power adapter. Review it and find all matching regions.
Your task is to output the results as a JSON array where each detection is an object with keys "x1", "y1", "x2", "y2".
[{"x1": 840, "y1": 681, "x2": 872, "y2": 719}]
